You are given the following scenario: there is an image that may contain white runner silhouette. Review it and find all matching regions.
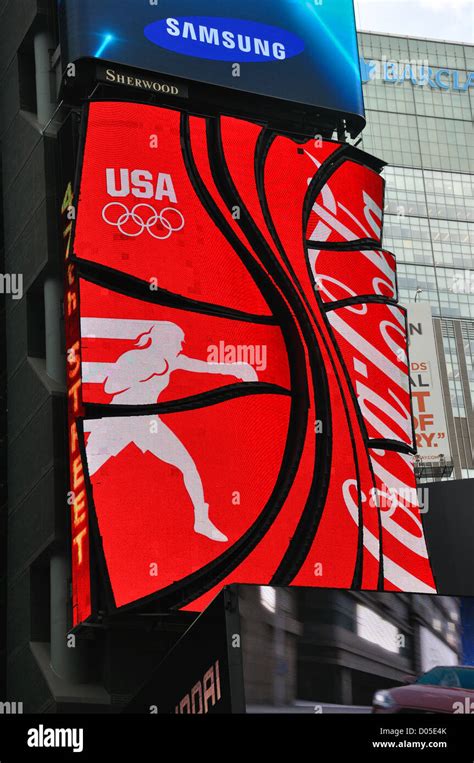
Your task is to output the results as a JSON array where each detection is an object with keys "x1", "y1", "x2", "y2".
[{"x1": 83, "y1": 320, "x2": 258, "y2": 542}]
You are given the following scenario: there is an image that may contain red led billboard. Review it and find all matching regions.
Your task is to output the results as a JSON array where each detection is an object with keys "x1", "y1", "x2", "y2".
[
  {"x1": 63, "y1": 181, "x2": 92, "y2": 626},
  {"x1": 66, "y1": 101, "x2": 436, "y2": 625}
]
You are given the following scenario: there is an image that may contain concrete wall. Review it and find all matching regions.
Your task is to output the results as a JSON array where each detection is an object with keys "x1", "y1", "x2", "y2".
[{"x1": 0, "y1": 0, "x2": 63, "y2": 710}]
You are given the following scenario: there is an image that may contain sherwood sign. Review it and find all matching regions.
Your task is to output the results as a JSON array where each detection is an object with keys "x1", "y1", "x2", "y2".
[{"x1": 98, "y1": 65, "x2": 188, "y2": 98}]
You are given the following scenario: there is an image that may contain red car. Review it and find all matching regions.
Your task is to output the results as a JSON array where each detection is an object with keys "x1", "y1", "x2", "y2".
[{"x1": 373, "y1": 666, "x2": 474, "y2": 714}]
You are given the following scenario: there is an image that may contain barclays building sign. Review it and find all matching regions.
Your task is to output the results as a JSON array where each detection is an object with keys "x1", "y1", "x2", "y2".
[{"x1": 360, "y1": 57, "x2": 474, "y2": 92}]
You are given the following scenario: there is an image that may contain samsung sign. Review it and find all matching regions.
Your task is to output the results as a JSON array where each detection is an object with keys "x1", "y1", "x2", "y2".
[
  {"x1": 145, "y1": 17, "x2": 305, "y2": 62},
  {"x1": 57, "y1": 0, "x2": 365, "y2": 134},
  {"x1": 361, "y1": 57, "x2": 474, "y2": 92}
]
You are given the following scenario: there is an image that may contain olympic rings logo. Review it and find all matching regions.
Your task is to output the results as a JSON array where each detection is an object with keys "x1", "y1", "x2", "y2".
[{"x1": 102, "y1": 203, "x2": 185, "y2": 240}]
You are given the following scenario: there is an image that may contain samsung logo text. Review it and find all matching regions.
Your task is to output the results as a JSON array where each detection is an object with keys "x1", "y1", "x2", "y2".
[{"x1": 144, "y1": 16, "x2": 305, "y2": 62}]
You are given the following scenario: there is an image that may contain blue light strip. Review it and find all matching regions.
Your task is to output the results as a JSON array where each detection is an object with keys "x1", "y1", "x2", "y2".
[
  {"x1": 94, "y1": 34, "x2": 114, "y2": 59},
  {"x1": 304, "y1": 1, "x2": 361, "y2": 78}
]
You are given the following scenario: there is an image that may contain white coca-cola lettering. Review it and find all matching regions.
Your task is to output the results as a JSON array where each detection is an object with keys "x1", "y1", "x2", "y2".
[
  {"x1": 310, "y1": 248, "x2": 396, "y2": 302},
  {"x1": 362, "y1": 190, "x2": 383, "y2": 239},
  {"x1": 363, "y1": 250, "x2": 395, "y2": 282},
  {"x1": 327, "y1": 303, "x2": 412, "y2": 445},
  {"x1": 380, "y1": 319, "x2": 407, "y2": 365},
  {"x1": 309, "y1": 201, "x2": 357, "y2": 242},
  {"x1": 355, "y1": 379, "x2": 412, "y2": 442},
  {"x1": 328, "y1": 311, "x2": 407, "y2": 391},
  {"x1": 342, "y1": 479, "x2": 435, "y2": 592},
  {"x1": 303, "y1": 154, "x2": 432, "y2": 592},
  {"x1": 308, "y1": 172, "x2": 383, "y2": 244},
  {"x1": 372, "y1": 276, "x2": 396, "y2": 298},
  {"x1": 314, "y1": 273, "x2": 368, "y2": 313},
  {"x1": 388, "y1": 304, "x2": 406, "y2": 328},
  {"x1": 308, "y1": 248, "x2": 396, "y2": 302}
]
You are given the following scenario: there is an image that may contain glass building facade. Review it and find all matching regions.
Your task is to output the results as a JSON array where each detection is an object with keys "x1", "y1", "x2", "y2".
[{"x1": 358, "y1": 32, "x2": 474, "y2": 479}]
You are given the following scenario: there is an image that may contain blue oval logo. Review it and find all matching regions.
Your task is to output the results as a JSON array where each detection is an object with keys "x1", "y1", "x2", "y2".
[{"x1": 144, "y1": 16, "x2": 305, "y2": 63}]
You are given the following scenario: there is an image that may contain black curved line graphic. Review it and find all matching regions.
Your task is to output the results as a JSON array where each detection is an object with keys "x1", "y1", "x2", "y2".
[
  {"x1": 303, "y1": 155, "x2": 385, "y2": 251},
  {"x1": 339, "y1": 144, "x2": 386, "y2": 174},
  {"x1": 209, "y1": 121, "x2": 338, "y2": 588},
  {"x1": 308, "y1": 250, "x2": 398, "y2": 306},
  {"x1": 84, "y1": 113, "x2": 310, "y2": 615},
  {"x1": 323, "y1": 304, "x2": 416, "y2": 455},
  {"x1": 83, "y1": 382, "x2": 292, "y2": 419},
  {"x1": 302, "y1": 150, "x2": 391, "y2": 543},
  {"x1": 246, "y1": 129, "x2": 341, "y2": 586},
  {"x1": 368, "y1": 439, "x2": 417, "y2": 456},
  {"x1": 310, "y1": 295, "x2": 386, "y2": 589},
  {"x1": 323, "y1": 296, "x2": 398, "y2": 312},
  {"x1": 302, "y1": 160, "x2": 388, "y2": 589},
  {"x1": 73, "y1": 256, "x2": 278, "y2": 326},
  {"x1": 303, "y1": 173, "x2": 416, "y2": 589},
  {"x1": 306, "y1": 238, "x2": 381, "y2": 251},
  {"x1": 403, "y1": 308, "x2": 419, "y2": 458},
  {"x1": 310, "y1": 290, "x2": 419, "y2": 587},
  {"x1": 248, "y1": 129, "x2": 373, "y2": 588},
  {"x1": 76, "y1": 417, "x2": 117, "y2": 614}
]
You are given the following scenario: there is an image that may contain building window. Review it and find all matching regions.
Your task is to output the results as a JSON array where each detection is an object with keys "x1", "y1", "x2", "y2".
[
  {"x1": 260, "y1": 586, "x2": 276, "y2": 614},
  {"x1": 18, "y1": 36, "x2": 37, "y2": 115},
  {"x1": 356, "y1": 604, "x2": 400, "y2": 654},
  {"x1": 433, "y1": 618, "x2": 443, "y2": 632},
  {"x1": 27, "y1": 287, "x2": 45, "y2": 359}
]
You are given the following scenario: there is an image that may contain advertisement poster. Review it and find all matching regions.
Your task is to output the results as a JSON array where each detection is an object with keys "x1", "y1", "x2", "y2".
[
  {"x1": 407, "y1": 303, "x2": 451, "y2": 465},
  {"x1": 57, "y1": 0, "x2": 365, "y2": 131}
]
